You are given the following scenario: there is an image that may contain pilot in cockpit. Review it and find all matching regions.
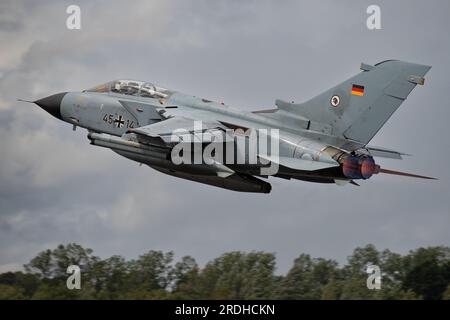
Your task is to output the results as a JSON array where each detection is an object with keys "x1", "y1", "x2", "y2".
[{"x1": 85, "y1": 80, "x2": 170, "y2": 99}]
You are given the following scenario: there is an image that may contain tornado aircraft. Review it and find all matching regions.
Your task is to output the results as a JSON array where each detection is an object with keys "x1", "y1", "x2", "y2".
[{"x1": 25, "y1": 60, "x2": 435, "y2": 193}]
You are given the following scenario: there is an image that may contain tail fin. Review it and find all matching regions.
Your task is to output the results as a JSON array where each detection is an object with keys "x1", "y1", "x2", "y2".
[{"x1": 277, "y1": 60, "x2": 431, "y2": 144}]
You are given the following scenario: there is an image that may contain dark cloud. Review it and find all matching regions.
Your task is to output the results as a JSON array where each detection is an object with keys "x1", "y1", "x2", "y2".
[{"x1": 0, "y1": 0, "x2": 449, "y2": 274}]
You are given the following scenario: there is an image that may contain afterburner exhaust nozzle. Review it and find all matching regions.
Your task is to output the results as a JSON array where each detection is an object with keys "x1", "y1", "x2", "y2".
[{"x1": 341, "y1": 155, "x2": 378, "y2": 180}]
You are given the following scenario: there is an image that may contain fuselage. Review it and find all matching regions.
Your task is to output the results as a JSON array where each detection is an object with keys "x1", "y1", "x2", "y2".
[
  {"x1": 32, "y1": 79, "x2": 381, "y2": 192},
  {"x1": 31, "y1": 60, "x2": 435, "y2": 192}
]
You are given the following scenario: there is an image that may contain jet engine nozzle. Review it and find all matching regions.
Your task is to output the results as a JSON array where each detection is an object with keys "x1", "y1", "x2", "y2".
[
  {"x1": 360, "y1": 156, "x2": 378, "y2": 179},
  {"x1": 341, "y1": 154, "x2": 378, "y2": 180}
]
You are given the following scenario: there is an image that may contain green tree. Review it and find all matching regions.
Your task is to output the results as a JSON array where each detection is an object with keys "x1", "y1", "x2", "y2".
[
  {"x1": 0, "y1": 284, "x2": 25, "y2": 299},
  {"x1": 402, "y1": 247, "x2": 450, "y2": 300},
  {"x1": 87, "y1": 255, "x2": 129, "y2": 299},
  {"x1": 0, "y1": 272, "x2": 40, "y2": 298},
  {"x1": 339, "y1": 244, "x2": 382, "y2": 299},
  {"x1": 321, "y1": 278, "x2": 342, "y2": 300},
  {"x1": 277, "y1": 254, "x2": 339, "y2": 299},
  {"x1": 193, "y1": 251, "x2": 277, "y2": 299},
  {"x1": 127, "y1": 250, "x2": 175, "y2": 292},
  {"x1": 171, "y1": 256, "x2": 200, "y2": 299},
  {"x1": 24, "y1": 243, "x2": 98, "y2": 279},
  {"x1": 442, "y1": 283, "x2": 450, "y2": 300},
  {"x1": 1, "y1": 243, "x2": 449, "y2": 300}
]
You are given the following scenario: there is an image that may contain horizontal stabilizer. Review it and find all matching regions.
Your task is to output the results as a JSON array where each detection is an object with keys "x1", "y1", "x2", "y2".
[
  {"x1": 362, "y1": 145, "x2": 410, "y2": 160},
  {"x1": 259, "y1": 155, "x2": 339, "y2": 171}
]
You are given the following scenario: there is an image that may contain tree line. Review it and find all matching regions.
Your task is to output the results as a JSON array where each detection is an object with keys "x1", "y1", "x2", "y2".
[{"x1": 1, "y1": 243, "x2": 450, "y2": 300}]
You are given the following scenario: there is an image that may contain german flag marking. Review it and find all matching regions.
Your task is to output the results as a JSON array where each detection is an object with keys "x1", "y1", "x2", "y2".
[{"x1": 351, "y1": 84, "x2": 365, "y2": 96}]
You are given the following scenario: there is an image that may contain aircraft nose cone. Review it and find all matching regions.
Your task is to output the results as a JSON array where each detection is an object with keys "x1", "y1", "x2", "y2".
[{"x1": 34, "y1": 92, "x2": 67, "y2": 120}]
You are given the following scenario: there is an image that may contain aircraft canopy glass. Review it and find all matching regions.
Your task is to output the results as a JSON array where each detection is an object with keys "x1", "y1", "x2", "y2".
[{"x1": 85, "y1": 80, "x2": 170, "y2": 98}]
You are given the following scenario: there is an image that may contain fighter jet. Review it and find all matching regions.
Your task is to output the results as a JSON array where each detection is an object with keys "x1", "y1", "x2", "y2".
[{"x1": 26, "y1": 60, "x2": 435, "y2": 193}]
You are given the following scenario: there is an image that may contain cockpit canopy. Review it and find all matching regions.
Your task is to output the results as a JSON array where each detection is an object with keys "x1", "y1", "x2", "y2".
[{"x1": 85, "y1": 80, "x2": 172, "y2": 98}]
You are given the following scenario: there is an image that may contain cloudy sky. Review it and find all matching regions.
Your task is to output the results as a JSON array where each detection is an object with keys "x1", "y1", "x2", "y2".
[{"x1": 1, "y1": 0, "x2": 449, "y2": 274}]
